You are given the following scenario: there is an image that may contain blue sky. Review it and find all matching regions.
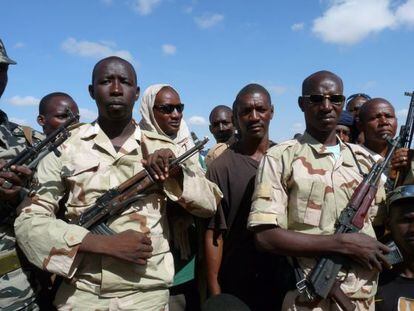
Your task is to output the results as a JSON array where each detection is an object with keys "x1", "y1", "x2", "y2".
[{"x1": 2, "y1": 0, "x2": 414, "y2": 146}]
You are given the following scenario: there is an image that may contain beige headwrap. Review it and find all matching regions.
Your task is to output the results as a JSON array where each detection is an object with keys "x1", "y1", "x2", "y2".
[
  {"x1": 139, "y1": 84, "x2": 196, "y2": 260},
  {"x1": 139, "y1": 84, "x2": 194, "y2": 151}
]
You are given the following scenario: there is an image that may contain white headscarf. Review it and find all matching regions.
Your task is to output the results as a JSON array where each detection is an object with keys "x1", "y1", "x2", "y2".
[
  {"x1": 139, "y1": 84, "x2": 196, "y2": 260},
  {"x1": 139, "y1": 84, "x2": 194, "y2": 151}
]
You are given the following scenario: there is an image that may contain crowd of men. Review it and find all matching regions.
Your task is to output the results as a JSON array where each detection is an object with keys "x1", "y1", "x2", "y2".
[{"x1": 0, "y1": 38, "x2": 414, "y2": 311}]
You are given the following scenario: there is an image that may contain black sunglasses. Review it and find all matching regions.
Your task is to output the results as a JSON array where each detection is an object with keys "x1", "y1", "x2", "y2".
[
  {"x1": 154, "y1": 103, "x2": 185, "y2": 114},
  {"x1": 302, "y1": 94, "x2": 345, "y2": 105}
]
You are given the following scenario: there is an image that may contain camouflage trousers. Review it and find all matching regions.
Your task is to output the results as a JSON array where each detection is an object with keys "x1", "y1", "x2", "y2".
[
  {"x1": 55, "y1": 281, "x2": 169, "y2": 311},
  {"x1": 282, "y1": 289, "x2": 375, "y2": 311},
  {"x1": 0, "y1": 268, "x2": 39, "y2": 311}
]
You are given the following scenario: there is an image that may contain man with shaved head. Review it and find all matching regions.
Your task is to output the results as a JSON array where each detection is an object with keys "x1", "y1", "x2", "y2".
[
  {"x1": 209, "y1": 105, "x2": 234, "y2": 144},
  {"x1": 358, "y1": 98, "x2": 398, "y2": 158},
  {"x1": 205, "y1": 105, "x2": 236, "y2": 167},
  {"x1": 15, "y1": 56, "x2": 221, "y2": 310},
  {"x1": 248, "y1": 70, "x2": 389, "y2": 310},
  {"x1": 37, "y1": 92, "x2": 79, "y2": 135}
]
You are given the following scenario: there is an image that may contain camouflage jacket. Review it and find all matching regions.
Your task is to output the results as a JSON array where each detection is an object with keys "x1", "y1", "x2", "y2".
[
  {"x1": 15, "y1": 121, "x2": 221, "y2": 298},
  {"x1": 0, "y1": 109, "x2": 44, "y2": 311},
  {"x1": 248, "y1": 132, "x2": 386, "y2": 305}
]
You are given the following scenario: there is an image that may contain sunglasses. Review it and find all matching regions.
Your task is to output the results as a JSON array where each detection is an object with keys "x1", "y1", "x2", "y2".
[
  {"x1": 302, "y1": 94, "x2": 345, "y2": 105},
  {"x1": 154, "y1": 103, "x2": 185, "y2": 114}
]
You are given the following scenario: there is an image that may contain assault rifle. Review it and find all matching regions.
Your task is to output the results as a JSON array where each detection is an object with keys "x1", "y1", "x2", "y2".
[
  {"x1": 392, "y1": 91, "x2": 414, "y2": 188},
  {"x1": 297, "y1": 136, "x2": 400, "y2": 311},
  {"x1": 77, "y1": 137, "x2": 209, "y2": 235},
  {"x1": 2, "y1": 109, "x2": 78, "y2": 172}
]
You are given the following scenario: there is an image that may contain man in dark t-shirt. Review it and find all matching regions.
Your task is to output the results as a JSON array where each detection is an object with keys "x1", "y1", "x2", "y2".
[
  {"x1": 204, "y1": 84, "x2": 288, "y2": 310},
  {"x1": 376, "y1": 185, "x2": 414, "y2": 311}
]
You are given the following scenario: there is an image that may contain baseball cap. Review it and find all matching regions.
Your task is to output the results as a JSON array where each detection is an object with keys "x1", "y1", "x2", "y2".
[
  {"x1": 0, "y1": 39, "x2": 17, "y2": 65},
  {"x1": 387, "y1": 185, "x2": 414, "y2": 213}
]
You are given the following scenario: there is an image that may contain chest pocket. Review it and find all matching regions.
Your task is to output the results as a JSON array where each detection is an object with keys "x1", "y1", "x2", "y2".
[
  {"x1": 292, "y1": 180, "x2": 325, "y2": 227},
  {"x1": 63, "y1": 160, "x2": 103, "y2": 207}
]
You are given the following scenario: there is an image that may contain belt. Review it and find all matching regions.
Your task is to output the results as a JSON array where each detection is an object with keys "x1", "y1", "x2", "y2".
[{"x1": 0, "y1": 249, "x2": 21, "y2": 276}]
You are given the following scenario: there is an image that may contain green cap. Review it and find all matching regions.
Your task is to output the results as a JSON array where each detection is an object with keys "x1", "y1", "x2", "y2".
[
  {"x1": 0, "y1": 39, "x2": 16, "y2": 65},
  {"x1": 387, "y1": 185, "x2": 414, "y2": 213}
]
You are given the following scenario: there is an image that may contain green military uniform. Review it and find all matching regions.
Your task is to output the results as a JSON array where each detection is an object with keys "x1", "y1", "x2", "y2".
[
  {"x1": 248, "y1": 132, "x2": 386, "y2": 310},
  {"x1": 15, "y1": 121, "x2": 221, "y2": 310},
  {"x1": 0, "y1": 109, "x2": 44, "y2": 311}
]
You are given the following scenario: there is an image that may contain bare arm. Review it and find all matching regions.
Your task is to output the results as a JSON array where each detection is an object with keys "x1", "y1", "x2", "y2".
[
  {"x1": 254, "y1": 225, "x2": 391, "y2": 271},
  {"x1": 79, "y1": 230, "x2": 153, "y2": 265},
  {"x1": 205, "y1": 229, "x2": 223, "y2": 296}
]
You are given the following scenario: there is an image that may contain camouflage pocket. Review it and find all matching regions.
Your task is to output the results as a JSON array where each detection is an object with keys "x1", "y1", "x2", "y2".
[{"x1": 292, "y1": 180, "x2": 325, "y2": 227}]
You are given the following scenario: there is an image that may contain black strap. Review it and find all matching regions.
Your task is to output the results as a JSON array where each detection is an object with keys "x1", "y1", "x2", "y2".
[{"x1": 344, "y1": 143, "x2": 365, "y2": 176}]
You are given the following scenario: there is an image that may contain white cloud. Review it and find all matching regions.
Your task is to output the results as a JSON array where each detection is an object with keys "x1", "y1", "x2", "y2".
[
  {"x1": 397, "y1": 108, "x2": 408, "y2": 119},
  {"x1": 268, "y1": 85, "x2": 287, "y2": 96},
  {"x1": 312, "y1": 0, "x2": 396, "y2": 45},
  {"x1": 7, "y1": 95, "x2": 39, "y2": 106},
  {"x1": 61, "y1": 38, "x2": 134, "y2": 62},
  {"x1": 162, "y1": 44, "x2": 177, "y2": 55},
  {"x1": 396, "y1": 0, "x2": 414, "y2": 26},
  {"x1": 291, "y1": 22, "x2": 304, "y2": 31},
  {"x1": 79, "y1": 108, "x2": 98, "y2": 121},
  {"x1": 13, "y1": 42, "x2": 25, "y2": 49},
  {"x1": 188, "y1": 116, "x2": 208, "y2": 126},
  {"x1": 9, "y1": 117, "x2": 29, "y2": 125},
  {"x1": 194, "y1": 13, "x2": 224, "y2": 29},
  {"x1": 130, "y1": 0, "x2": 162, "y2": 15}
]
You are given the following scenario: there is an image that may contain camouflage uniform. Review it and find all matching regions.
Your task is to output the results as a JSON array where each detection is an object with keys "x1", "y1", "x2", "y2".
[
  {"x1": 205, "y1": 136, "x2": 237, "y2": 168},
  {"x1": 247, "y1": 132, "x2": 385, "y2": 311},
  {"x1": 0, "y1": 109, "x2": 44, "y2": 310},
  {"x1": 14, "y1": 121, "x2": 221, "y2": 310}
]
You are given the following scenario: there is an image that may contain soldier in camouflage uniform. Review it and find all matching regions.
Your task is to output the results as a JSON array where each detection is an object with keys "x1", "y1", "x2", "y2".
[
  {"x1": 14, "y1": 56, "x2": 221, "y2": 310},
  {"x1": 0, "y1": 39, "x2": 44, "y2": 310},
  {"x1": 247, "y1": 71, "x2": 389, "y2": 310}
]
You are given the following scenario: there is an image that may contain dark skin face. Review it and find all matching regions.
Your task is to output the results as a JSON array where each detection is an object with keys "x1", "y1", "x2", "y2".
[
  {"x1": 299, "y1": 73, "x2": 344, "y2": 145},
  {"x1": 37, "y1": 96, "x2": 79, "y2": 135},
  {"x1": 335, "y1": 124, "x2": 351, "y2": 143},
  {"x1": 236, "y1": 92, "x2": 273, "y2": 141},
  {"x1": 347, "y1": 96, "x2": 368, "y2": 118},
  {"x1": 89, "y1": 58, "x2": 139, "y2": 124},
  {"x1": 153, "y1": 87, "x2": 183, "y2": 137},
  {"x1": 209, "y1": 108, "x2": 234, "y2": 143},
  {"x1": 390, "y1": 201, "x2": 414, "y2": 260},
  {"x1": 359, "y1": 100, "x2": 397, "y2": 153},
  {"x1": 0, "y1": 64, "x2": 8, "y2": 98}
]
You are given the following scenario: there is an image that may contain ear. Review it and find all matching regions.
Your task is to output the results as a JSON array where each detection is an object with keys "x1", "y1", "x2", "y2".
[
  {"x1": 209, "y1": 125, "x2": 213, "y2": 134},
  {"x1": 88, "y1": 85, "x2": 95, "y2": 100},
  {"x1": 135, "y1": 86, "x2": 140, "y2": 101},
  {"x1": 37, "y1": 115, "x2": 45, "y2": 127},
  {"x1": 270, "y1": 104, "x2": 274, "y2": 119},
  {"x1": 298, "y1": 96, "x2": 305, "y2": 112}
]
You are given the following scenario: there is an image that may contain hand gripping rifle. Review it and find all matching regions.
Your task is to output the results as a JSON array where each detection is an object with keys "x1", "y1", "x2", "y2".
[
  {"x1": 296, "y1": 136, "x2": 400, "y2": 311},
  {"x1": 2, "y1": 109, "x2": 79, "y2": 172},
  {"x1": 77, "y1": 137, "x2": 209, "y2": 235},
  {"x1": 392, "y1": 91, "x2": 414, "y2": 188}
]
